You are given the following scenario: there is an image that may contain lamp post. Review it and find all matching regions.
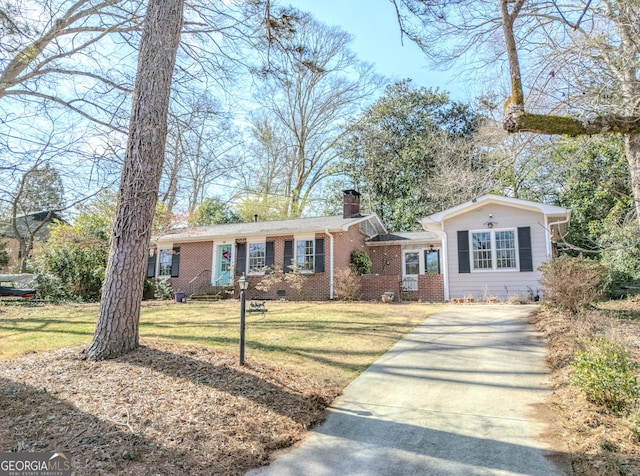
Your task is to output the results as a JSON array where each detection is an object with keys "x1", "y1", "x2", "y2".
[{"x1": 238, "y1": 273, "x2": 248, "y2": 365}]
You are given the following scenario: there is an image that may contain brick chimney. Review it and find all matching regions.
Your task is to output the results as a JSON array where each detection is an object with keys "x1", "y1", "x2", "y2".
[{"x1": 343, "y1": 189, "x2": 361, "y2": 218}]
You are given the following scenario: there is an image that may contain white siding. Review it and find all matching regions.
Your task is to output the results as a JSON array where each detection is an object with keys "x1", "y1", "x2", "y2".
[{"x1": 445, "y1": 203, "x2": 549, "y2": 301}]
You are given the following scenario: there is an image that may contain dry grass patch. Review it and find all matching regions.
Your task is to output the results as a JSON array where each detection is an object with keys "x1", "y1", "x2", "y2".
[
  {"x1": 0, "y1": 300, "x2": 439, "y2": 474},
  {"x1": 533, "y1": 300, "x2": 640, "y2": 475}
]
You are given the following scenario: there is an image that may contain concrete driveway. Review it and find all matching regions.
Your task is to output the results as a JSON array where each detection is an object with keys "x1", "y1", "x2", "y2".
[{"x1": 247, "y1": 304, "x2": 573, "y2": 476}]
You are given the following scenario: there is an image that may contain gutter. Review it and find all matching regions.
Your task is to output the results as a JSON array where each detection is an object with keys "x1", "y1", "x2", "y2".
[{"x1": 325, "y1": 228, "x2": 335, "y2": 300}]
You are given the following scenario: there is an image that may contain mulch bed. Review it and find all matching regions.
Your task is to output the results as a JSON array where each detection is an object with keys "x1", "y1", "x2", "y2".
[
  {"x1": 532, "y1": 306, "x2": 640, "y2": 475},
  {"x1": 0, "y1": 343, "x2": 339, "y2": 475}
]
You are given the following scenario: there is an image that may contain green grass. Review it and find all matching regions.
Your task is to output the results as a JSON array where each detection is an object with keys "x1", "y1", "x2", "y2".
[{"x1": 0, "y1": 300, "x2": 441, "y2": 386}]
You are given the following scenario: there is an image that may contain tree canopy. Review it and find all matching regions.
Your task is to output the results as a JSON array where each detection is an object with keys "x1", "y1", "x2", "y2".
[
  {"x1": 392, "y1": 0, "x2": 640, "y2": 218},
  {"x1": 188, "y1": 197, "x2": 241, "y2": 227},
  {"x1": 243, "y1": 9, "x2": 382, "y2": 218},
  {"x1": 338, "y1": 80, "x2": 484, "y2": 231}
]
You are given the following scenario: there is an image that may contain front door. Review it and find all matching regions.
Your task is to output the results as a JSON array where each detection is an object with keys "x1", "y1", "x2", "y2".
[
  {"x1": 402, "y1": 250, "x2": 420, "y2": 291},
  {"x1": 216, "y1": 244, "x2": 232, "y2": 286}
]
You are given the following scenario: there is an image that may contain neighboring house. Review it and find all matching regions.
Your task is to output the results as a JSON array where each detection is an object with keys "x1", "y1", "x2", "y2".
[
  {"x1": 420, "y1": 194, "x2": 570, "y2": 301},
  {"x1": 152, "y1": 192, "x2": 570, "y2": 302},
  {"x1": 0, "y1": 211, "x2": 66, "y2": 272}
]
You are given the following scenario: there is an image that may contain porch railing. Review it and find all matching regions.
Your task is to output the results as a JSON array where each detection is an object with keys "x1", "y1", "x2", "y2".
[
  {"x1": 401, "y1": 277, "x2": 418, "y2": 292},
  {"x1": 401, "y1": 277, "x2": 419, "y2": 302},
  {"x1": 187, "y1": 269, "x2": 211, "y2": 296}
]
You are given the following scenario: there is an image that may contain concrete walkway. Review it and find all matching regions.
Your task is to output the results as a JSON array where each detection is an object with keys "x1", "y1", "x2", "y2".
[{"x1": 247, "y1": 304, "x2": 573, "y2": 476}]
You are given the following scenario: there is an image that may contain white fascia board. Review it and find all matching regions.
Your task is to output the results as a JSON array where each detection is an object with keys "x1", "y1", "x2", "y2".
[
  {"x1": 343, "y1": 213, "x2": 388, "y2": 235},
  {"x1": 420, "y1": 194, "x2": 570, "y2": 227}
]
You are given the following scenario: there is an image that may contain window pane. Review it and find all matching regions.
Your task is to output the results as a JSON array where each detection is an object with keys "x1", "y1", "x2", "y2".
[
  {"x1": 296, "y1": 239, "x2": 315, "y2": 272},
  {"x1": 472, "y1": 232, "x2": 492, "y2": 269},
  {"x1": 425, "y1": 250, "x2": 440, "y2": 274},
  {"x1": 495, "y1": 230, "x2": 516, "y2": 269},
  {"x1": 159, "y1": 249, "x2": 172, "y2": 276},
  {"x1": 405, "y1": 252, "x2": 420, "y2": 275},
  {"x1": 220, "y1": 246, "x2": 232, "y2": 272},
  {"x1": 249, "y1": 243, "x2": 266, "y2": 274}
]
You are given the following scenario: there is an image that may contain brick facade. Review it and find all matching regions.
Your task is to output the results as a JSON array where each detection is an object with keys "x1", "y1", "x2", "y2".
[
  {"x1": 167, "y1": 229, "x2": 371, "y2": 301},
  {"x1": 368, "y1": 245, "x2": 402, "y2": 276},
  {"x1": 418, "y1": 274, "x2": 444, "y2": 302},
  {"x1": 161, "y1": 224, "x2": 445, "y2": 303},
  {"x1": 360, "y1": 274, "x2": 401, "y2": 301},
  {"x1": 359, "y1": 274, "x2": 444, "y2": 302},
  {"x1": 168, "y1": 241, "x2": 213, "y2": 293}
]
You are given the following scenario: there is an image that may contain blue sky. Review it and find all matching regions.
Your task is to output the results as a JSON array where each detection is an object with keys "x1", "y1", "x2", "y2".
[{"x1": 285, "y1": 0, "x2": 467, "y2": 99}]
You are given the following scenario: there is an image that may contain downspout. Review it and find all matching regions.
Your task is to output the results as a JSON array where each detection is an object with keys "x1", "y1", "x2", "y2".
[
  {"x1": 325, "y1": 228, "x2": 335, "y2": 300},
  {"x1": 441, "y1": 227, "x2": 450, "y2": 302},
  {"x1": 154, "y1": 243, "x2": 162, "y2": 278}
]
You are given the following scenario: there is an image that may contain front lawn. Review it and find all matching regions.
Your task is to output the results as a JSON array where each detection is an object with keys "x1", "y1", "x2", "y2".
[
  {"x1": 0, "y1": 300, "x2": 439, "y2": 386},
  {"x1": 0, "y1": 300, "x2": 439, "y2": 475}
]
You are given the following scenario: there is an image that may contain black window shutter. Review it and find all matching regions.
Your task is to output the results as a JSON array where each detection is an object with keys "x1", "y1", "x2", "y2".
[
  {"x1": 315, "y1": 238, "x2": 325, "y2": 273},
  {"x1": 518, "y1": 227, "x2": 533, "y2": 272},
  {"x1": 147, "y1": 252, "x2": 157, "y2": 278},
  {"x1": 170, "y1": 246, "x2": 180, "y2": 277},
  {"x1": 265, "y1": 241, "x2": 275, "y2": 273},
  {"x1": 283, "y1": 240, "x2": 293, "y2": 273},
  {"x1": 457, "y1": 230, "x2": 470, "y2": 273},
  {"x1": 236, "y1": 242, "x2": 246, "y2": 276}
]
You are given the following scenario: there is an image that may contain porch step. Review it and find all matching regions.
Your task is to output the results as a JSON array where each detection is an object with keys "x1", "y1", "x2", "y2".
[
  {"x1": 401, "y1": 290, "x2": 419, "y2": 302},
  {"x1": 190, "y1": 285, "x2": 234, "y2": 300},
  {"x1": 189, "y1": 294, "x2": 222, "y2": 301}
]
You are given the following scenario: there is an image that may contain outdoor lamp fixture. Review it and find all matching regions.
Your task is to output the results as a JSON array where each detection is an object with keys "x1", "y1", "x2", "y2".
[{"x1": 238, "y1": 274, "x2": 248, "y2": 365}]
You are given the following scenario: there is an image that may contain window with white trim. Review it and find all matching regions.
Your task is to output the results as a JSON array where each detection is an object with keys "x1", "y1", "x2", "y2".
[
  {"x1": 471, "y1": 229, "x2": 517, "y2": 271},
  {"x1": 425, "y1": 250, "x2": 441, "y2": 274},
  {"x1": 404, "y1": 251, "x2": 420, "y2": 275},
  {"x1": 296, "y1": 239, "x2": 315, "y2": 273},
  {"x1": 495, "y1": 230, "x2": 517, "y2": 269},
  {"x1": 159, "y1": 249, "x2": 173, "y2": 277},
  {"x1": 472, "y1": 231, "x2": 492, "y2": 269},
  {"x1": 248, "y1": 242, "x2": 266, "y2": 274}
]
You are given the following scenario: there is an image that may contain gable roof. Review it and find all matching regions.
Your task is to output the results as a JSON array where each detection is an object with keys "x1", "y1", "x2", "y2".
[
  {"x1": 1, "y1": 211, "x2": 66, "y2": 241},
  {"x1": 156, "y1": 213, "x2": 387, "y2": 245},
  {"x1": 420, "y1": 194, "x2": 570, "y2": 230}
]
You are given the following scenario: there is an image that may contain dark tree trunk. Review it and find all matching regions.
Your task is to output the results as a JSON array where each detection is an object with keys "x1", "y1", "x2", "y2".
[{"x1": 86, "y1": 0, "x2": 184, "y2": 360}]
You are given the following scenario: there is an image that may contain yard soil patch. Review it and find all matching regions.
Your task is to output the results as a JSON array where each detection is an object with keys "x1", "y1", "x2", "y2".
[
  {"x1": 533, "y1": 303, "x2": 640, "y2": 475},
  {"x1": 0, "y1": 342, "x2": 339, "y2": 475}
]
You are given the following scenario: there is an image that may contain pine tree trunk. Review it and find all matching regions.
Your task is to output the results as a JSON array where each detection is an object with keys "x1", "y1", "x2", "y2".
[{"x1": 85, "y1": 0, "x2": 184, "y2": 360}]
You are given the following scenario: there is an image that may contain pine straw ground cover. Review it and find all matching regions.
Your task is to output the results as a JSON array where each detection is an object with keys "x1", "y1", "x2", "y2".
[
  {"x1": 0, "y1": 300, "x2": 438, "y2": 474},
  {"x1": 532, "y1": 298, "x2": 640, "y2": 475}
]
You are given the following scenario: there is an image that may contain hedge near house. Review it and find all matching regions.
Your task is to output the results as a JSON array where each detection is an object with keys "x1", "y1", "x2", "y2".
[
  {"x1": 539, "y1": 254, "x2": 606, "y2": 314},
  {"x1": 350, "y1": 250, "x2": 372, "y2": 275}
]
